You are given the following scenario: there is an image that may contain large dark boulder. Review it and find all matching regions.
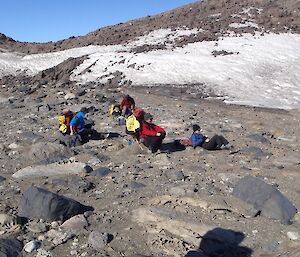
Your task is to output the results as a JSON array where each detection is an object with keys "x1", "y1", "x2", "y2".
[
  {"x1": 20, "y1": 186, "x2": 93, "y2": 222},
  {"x1": 0, "y1": 238, "x2": 23, "y2": 257},
  {"x1": 233, "y1": 176, "x2": 297, "y2": 224}
]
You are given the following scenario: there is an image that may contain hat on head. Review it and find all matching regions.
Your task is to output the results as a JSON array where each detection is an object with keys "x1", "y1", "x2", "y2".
[
  {"x1": 144, "y1": 113, "x2": 153, "y2": 121},
  {"x1": 192, "y1": 124, "x2": 201, "y2": 132}
]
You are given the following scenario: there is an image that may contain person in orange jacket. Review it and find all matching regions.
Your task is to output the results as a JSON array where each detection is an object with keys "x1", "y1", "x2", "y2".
[{"x1": 139, "y1": 113, "x2": 166, "y2": 153}]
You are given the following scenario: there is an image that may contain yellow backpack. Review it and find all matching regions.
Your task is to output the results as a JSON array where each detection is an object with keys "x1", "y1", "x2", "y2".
[
  {"x1": 58, "y1": 115, "x2": 67, "y2": 133},
  {"x1": 58, "y1": 115, "x2": 66, "y2": 125},
  {"x1": 126, "y1": 114, "x2": 140, "y2": 133},
  {"x1": 58, "y1": 111, "x2": 75, "y2": 135}
]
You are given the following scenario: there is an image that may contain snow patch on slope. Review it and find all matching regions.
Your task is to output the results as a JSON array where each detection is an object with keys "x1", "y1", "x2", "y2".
[{"x1": 0, "y1": 29, "x2": 300, "y2": 110}]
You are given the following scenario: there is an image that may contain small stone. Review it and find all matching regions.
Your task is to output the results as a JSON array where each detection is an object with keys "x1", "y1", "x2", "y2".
[
  {"x1": 37, "y1": 235, "x2": 46, "y2": 241},
  {"x1": 64, "y1": 92, "x2": 76, "y2": 100},
  {"x1": 88, "y1": 231, "x2": 113, "y2": 250},
  {"x1": 287, "y1": 231, "x2": 300, "y2": 240},
  {"x1": 28, "y1": 222, "x2": 48, "y2": 233},
  {"x1": 24, "y1": 240, "x2": 41, "y2": 253},
  {"x1": 0, "y1": 176, "x2": 5, "y2": 184},
  {"x1": 36, "y1": 248, "x2": 52, "y2": 257},
  {"x1": 83, "y1": 165, "x2": 93, "y2": 173},
  {"x1": 8, "y1": 143, "x2": 19, "y2": 149},
  {"x1": 60, "y1": 215, "x2": 88, "y2": 234},
  {"x1": 51, "y1": 221, "x2": 60, "y2": 228},
  {"x1": 0, "y1": 213, "x2": 18, "y2": 229},
  {"x1": 84, "y1": 211, "x2": 93, "y2": 218},
  {"x1": 47, "y1": 229, "x2": 74, "y2": 246},
  {"x1": 130, "y1": 181, "x2": 146, "y2": 190},
  {"x1": 91, "y1": 167, "x2": 112, "y2": 177}
]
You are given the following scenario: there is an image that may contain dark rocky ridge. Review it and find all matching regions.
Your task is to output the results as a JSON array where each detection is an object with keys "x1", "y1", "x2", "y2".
[
  {"x1": 0, "y1": 0, "x2": 299, "y2": 54},
  {"x1": 0, "y1": 56, "x2": 87, "y2": 91}
]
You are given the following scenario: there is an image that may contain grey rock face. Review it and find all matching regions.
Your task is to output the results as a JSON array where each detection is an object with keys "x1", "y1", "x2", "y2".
[
  {"x1": 20, "y1": 186, "x2": 93, "y2": 221},
  {"x1": 0, "y1": 238, "x2": 23, "y2": 257},
  {"x1": 26, "y1": 142, "x2": 72, "y2": 165},
  {"x1": 232, "y1": 176, "x2": 297, "y2": 224}
]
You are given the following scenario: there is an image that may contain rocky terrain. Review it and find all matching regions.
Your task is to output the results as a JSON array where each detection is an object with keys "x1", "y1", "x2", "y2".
[
  {"x1": 0, "y1": 0, "x2": 299, "y2": 256},
  {"x1": 0, "y1": 80, "x2": 299, "y2": 257}
]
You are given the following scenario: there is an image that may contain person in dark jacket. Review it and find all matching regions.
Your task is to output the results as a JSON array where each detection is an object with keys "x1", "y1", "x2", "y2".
[
  {"x1": 191, "y1": 124, "x2": 232, "y2": 150},
  {"x1": 139, "y1": 113, "x2": 166, "y2": 153},
  {"x1": 120, "y1": 95, "x2": 135, "y2": 117}
]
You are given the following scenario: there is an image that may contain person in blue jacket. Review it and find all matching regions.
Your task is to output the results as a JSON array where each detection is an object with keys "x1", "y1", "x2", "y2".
[
  {"x1": 70, "y1": 107, "x2": 94, "y2": 142},
  {"x1": 191, "y1": 124, "x2": 232, "y2": 150}
]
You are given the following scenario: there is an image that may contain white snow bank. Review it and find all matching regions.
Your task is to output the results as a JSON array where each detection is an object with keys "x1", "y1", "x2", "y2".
[{"x1": 0, "y1": 29, "x2": 299, "y2": 110}]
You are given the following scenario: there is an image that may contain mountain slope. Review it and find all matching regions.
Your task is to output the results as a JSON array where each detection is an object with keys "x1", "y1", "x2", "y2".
[
  {"x1": 0, "y1": 2, "x2": 299, "y2": 256},
  {"x1": 0, "y1": 0, "x2": 299, "y2": 109},
  {"x1": 0, "y1": 0, "x2": 299, "y2": 54}
]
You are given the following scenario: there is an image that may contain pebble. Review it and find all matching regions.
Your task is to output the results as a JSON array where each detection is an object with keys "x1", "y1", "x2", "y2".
[
  {"x1": 88, "y1": 231, "x2": 112, "y2": 250},
  {"x1": 28, "y1": 222, "x2": 48, "y2": 233},
  {"x1": 24, "y1": 240, "x2": 41, "y2": 253},
  {"x1": 287, "y1": 231, "x2": 300, "y2": 240},
  {"x1": 70, "y1": 250, "x2": 78, "y2": 255},
  {"x1": 36, "y1": 249, "x2": 52, "y2": 257},
  {"x1": 50, "y1": 221, "x2": 60, "y2": 228},
  {"x1": 8, "y1": 143, "x2": 19, "y2": 149},
  {"x1": 64, "y1": 92, "x2": 76, "y2": 100}
]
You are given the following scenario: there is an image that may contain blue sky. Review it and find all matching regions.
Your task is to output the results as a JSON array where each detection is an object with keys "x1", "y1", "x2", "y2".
[{"x1": 0, "y1": 0, "x2": 198, "y2": 43}]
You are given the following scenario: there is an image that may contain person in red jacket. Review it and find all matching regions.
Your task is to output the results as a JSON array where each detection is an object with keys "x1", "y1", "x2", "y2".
[
  {"x1": 139, "y1": 113, "x2": 166, "y2": 153},
  {"x1": 120, "y1": 94, "x2": 135, "y2": 116}
]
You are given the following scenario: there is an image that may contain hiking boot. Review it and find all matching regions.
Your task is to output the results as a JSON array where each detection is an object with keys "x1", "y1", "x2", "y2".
[
  {"x1": 158, "y1": 149, "x2": 171, "y2": 154},
  {"x1": 220, "y1": 143, "x2": 233, "y2": 150}
]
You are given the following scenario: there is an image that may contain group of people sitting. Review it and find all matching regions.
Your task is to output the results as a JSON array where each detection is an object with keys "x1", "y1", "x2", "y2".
[
  {"x1": 111, "y1": 94, "x2": 232, "y2": 153},
  {"x1": 58, "y1": 94, "x2": 232, "y2": 151},
  {"x1": 58, "y1": 94, "x2": 232, "y2": 152}
]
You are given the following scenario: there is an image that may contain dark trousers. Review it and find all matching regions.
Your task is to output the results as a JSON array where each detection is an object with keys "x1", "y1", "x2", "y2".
[
  {"x1": 202, "y1": 135, "x2": 229, "y2": 150},
  {"x1": 143, "y1": 133, "x2": 166, "y2": 153},
  {"x1": 78, "y1": 128, "x2": 94, "y2": 143}
]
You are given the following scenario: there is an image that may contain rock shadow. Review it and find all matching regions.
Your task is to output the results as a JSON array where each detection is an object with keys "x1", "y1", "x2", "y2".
[
  {"x1": 185, "y1": 227, "x2": 252, "y2": 257},
  {"x1": 160, "y1": 140, "x2": 186, "y2": 153}
]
